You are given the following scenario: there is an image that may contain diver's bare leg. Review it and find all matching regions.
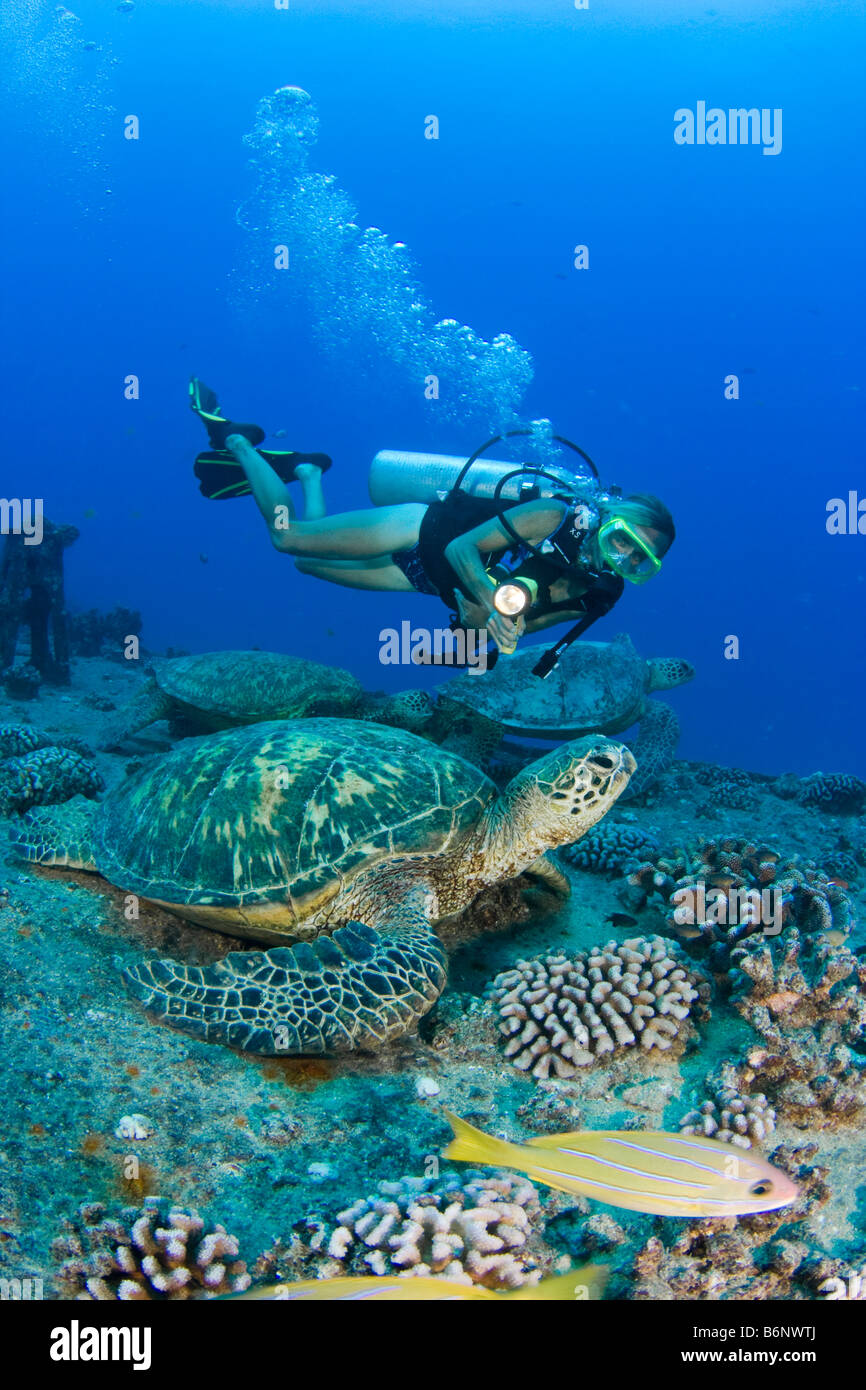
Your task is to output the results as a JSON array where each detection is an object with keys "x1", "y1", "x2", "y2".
[
  {"x1": 294, "y1": 463, "x2": 326, "y2": 521},
  {"x1": 294, "y1": 557, "x2": 415, "y2": 592},
  {"x1": 227, "y1": 433, "x2": 296, "y2": 527},
  {"x1": 227, "y1": 433, "x2": 424, "y2": 558},
  {"x1": 276, "y1": 504, "x2": 425, "y2": 559}
]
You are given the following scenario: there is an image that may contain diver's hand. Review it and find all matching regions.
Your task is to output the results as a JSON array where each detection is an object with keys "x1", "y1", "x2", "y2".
[
  {"x1": 485, "y1": 610, "x2": 525, "y2": 655},
  {"x1": 455, "y1": 591, "x2": 524, "y2": 654}
]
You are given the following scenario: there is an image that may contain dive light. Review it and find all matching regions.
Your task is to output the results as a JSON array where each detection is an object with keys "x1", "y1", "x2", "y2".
[{"x1": 492, "y1": 576, "x2": 538, "y2": 617}]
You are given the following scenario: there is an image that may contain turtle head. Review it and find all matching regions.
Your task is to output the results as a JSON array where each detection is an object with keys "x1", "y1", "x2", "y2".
[
  {"x1": 382, "y1": 688, "x2": 435, "y2": 732},
  {"x1": 646, "y1": 656, "x2": 695, "y2": 692},
  {"x1": 490, "y1": 737, "x2": 636, "y2": 871}
]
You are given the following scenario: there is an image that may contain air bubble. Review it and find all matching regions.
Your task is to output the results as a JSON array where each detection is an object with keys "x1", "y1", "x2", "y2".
[{"x1": 230, "y1": 89, "x2": 534, "y2": 433}]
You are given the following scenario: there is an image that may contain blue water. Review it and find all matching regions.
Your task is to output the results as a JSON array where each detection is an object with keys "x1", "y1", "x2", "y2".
[{"x1": 3, "y1": 0, "x2": 864, "y2": 776}]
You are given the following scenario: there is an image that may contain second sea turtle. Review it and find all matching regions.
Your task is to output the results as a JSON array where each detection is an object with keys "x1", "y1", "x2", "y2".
[
  {"x1": 101, "y1": 649, "x2": 432, "y2": 747},
  {"x1": 435, "y1": 633, "x2": 694, "y2": 797}
]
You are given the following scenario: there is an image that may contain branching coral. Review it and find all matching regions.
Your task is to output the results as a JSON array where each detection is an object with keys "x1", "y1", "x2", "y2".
[
  {"x1": 727, "y1": 927, "x2": 866, "y2": 1127},
  {"x1": 52, "y1": 1200, "x2": 251, "y2": 1300},
  {"x1": 626, "y1": 838, "x2": 853, "y2": 970},
  {"x1": 625, "y1": 1144, "x2": 830, "y2": 1300},
  {"x1": 560, "y1": 820, "x2": 661, "y2": 876},
  {"x1": 488, "y1": 936, "x2": 709, "y2": 1079},
  {"x1": 325, "y1": 1173, "x2": 542, "y2": 1289},
  {"x1": 678, "y1": 1063, "x2": 776, "y2": 1149},
  {"x1": 255, "y1": 1173, "x2": 550, "y2": 1291}
]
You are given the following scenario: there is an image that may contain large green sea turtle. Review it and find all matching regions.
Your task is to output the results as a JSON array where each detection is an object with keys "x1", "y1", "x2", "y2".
[
  {"x1": 12, "y1": 719, "x2": 634, "y2": 1054},
  {"x1": 101, "y1": 650, "x2": 432, "y2": 747},
  {"x1": 435, "y1": 633, "x2": 694, "y2": 797}
]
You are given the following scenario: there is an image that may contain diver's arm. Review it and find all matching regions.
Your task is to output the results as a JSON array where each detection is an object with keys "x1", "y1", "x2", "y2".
[
  {"x1": 226, "y1": 434, "x2": 294, "y2": 543},
  {"x1": 444, "y1": 501, "x2": 567, "y2": 650},
  {"x1": 524, "y1": 608, "x2": 584, "y2": 635},
  {"x1": 444, "y1": 500, "x2": 569, "y2": 609}
]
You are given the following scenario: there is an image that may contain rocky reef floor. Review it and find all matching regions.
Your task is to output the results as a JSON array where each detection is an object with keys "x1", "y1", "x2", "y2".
[{"x1": 1, "y1": 658, "x2": 864, "y2": 1299}]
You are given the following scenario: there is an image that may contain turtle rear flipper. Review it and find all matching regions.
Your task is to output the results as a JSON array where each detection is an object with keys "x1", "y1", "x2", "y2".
[
  {"x1": 123, "y1": 901, "x2": 448, "y2": 1054},
  {"x1": 623, "y1": 702, "x2": 680, "y2": 798},
  {"x1": 9, "y1": 797, "x2": 100, "y2": 870}
]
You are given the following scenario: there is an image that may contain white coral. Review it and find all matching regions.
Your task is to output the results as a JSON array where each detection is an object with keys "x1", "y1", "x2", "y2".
[
  {"x1": 490, "y1": 937, "x2": 704, "y2": 1079},
  {"x1": 328, "y1": 1176, "x2": 541, "y2": 1289}
]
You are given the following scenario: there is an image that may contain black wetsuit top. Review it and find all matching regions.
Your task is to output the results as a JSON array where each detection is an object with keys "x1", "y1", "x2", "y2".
[{"x1": 392, "y1": 492, "x2": 624, "y2": 625}]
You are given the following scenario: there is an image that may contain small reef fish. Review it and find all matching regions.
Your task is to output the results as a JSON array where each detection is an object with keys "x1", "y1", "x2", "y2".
[
  {"x1": 820, "y1": 930, "x2": 848, "y2": 947},
  {"x1": 605, "y1": 911, "x2": 638, "y2": 928},
  {"x1": 233, "y1": 1267, "x2": 608, "y2": 1301},
  {"x1": 442, "y1": 1113, "x2": 799, "y2": 1219}
]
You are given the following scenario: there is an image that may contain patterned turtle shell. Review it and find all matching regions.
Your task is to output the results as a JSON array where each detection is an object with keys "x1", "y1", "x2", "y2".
[
  {"x1": 152, "y1": 650, "x2": 362, "y2": 725},
  {"x1": 92, "y1": 719, "x2": 494, "y2": 921},
  {"x1": 439, "y1": 634, "x2": 649, "y2": 738}
]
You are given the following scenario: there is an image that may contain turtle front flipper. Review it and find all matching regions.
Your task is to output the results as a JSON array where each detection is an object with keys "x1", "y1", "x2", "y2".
[
  {"x1": 623, "y1": 702, "x2": 680, "y2": 798},
  {"x1": 122, "y1": 909, "x2": 448, "y2": 1055},
  {"x1": 99, "y1": 676, "x2": 171, "y2": 750},
  {"x1": 523, "y1": 854, "x2": 571, "y2": 899}
]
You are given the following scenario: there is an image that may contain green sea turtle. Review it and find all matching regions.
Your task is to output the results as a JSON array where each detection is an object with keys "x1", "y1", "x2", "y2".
[
  {"x1": 100, "y1": 650, "x2": 432, "y2": 748},
  {"x1": 12, "y1": 719, "x2": 634, "y2": 1054},
  {"x1": 435, "y1": 633, "x2": 694, "y2": 797}
]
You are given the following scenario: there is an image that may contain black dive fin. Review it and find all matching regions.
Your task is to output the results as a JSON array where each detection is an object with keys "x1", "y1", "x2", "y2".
[
  {"x1": 189, "y1": 377, "x2": 266, "y2": 450},
  {"x1": 194, "y1": 450, "x2": 333, "y2": 500}
]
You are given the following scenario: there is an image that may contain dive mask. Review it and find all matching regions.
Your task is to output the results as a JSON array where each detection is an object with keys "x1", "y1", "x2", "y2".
[{"x1": 597, "y1": 518, "x2": 662, "y2": 584}]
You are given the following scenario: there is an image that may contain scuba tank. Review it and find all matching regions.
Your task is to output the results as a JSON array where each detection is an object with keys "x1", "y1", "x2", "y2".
[
  {"x1": 369, "y1": 430, "x2": 619, "y2": 678},
  {"x1": 368, "y1": 450, "x2": 586, "y2": 507}
]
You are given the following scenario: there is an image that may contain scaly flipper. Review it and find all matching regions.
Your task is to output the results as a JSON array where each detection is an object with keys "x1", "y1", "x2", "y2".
[
  {"x1": 623, "y1": 702, "x2": 680, "y2": 798},
  {"x1": 438, "y1": 706, "x2": 504, "y2": 769},
  {"x1": 122, "y1": 909, "x2": 448, "y2": 1055},
  {"x1": 9, "y1": 798, "x2": 100, "y2": 869},
  {"x1": 524, "y1": 854, "x2": 570, "y2": 898},
  {"x1": 99, "y1": 676, "x2": 172, "y2": 749}
]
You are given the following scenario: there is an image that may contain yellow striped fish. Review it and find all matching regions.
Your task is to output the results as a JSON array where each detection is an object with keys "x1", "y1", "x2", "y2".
[
  {"x1": 442, "y1": 1113, "x2": 799, "y2": 1218},
  {"x1": 233, "y1": 1267, "x2": 608, "y2": 1301}
]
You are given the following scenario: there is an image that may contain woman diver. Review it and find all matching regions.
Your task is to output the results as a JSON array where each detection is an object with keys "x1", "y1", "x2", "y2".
[{"x1": 190, "y1": 379, "x2": 675, "y2": 666}]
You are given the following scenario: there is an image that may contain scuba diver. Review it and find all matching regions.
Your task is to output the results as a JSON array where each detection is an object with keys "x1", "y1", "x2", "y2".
[{"x1": 190, "y1": 379, "x2": 675, "y2": 676}]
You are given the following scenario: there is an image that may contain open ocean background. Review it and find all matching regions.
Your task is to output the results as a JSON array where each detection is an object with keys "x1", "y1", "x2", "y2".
[{"x1": 2, "y1": 0, "x2": 864, "y2": 776}]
